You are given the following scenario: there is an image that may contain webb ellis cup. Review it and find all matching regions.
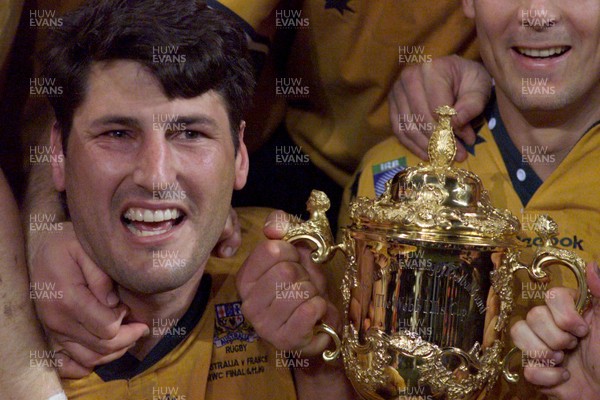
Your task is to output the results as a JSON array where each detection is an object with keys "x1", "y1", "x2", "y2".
[{"x1": 284, "y1": 106, "x2": 589, "y2": 400}]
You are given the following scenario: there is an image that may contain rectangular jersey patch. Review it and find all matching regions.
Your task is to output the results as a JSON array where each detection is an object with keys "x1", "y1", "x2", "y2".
[
  {"x1": 372, "y1": 157, "x2": 407, "y2": 196},
  {"x1": 214, "y1": 301, "x2": 258, "y2": 348}
]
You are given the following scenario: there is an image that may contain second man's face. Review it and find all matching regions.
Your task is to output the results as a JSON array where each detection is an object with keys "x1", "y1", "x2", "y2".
[{"x1": 464, "y1": 0, "x2": 600, "y2": 112}]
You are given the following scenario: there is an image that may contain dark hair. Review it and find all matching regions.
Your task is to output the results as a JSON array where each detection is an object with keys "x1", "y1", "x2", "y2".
[{"x1": 40, "y1": 0, "x2": 254, "y2": 151}]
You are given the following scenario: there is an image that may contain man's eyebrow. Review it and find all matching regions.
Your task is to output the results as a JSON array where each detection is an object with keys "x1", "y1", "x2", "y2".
[
  {"x1": 88, "y1": 114, "x2": 220, "y2": 130},
  {"x1": 90, "y1": 115, "x2": 141, "y2": 129},
  {"x1": 174, "y1": 115, "x2": 219, "y2": 129}
]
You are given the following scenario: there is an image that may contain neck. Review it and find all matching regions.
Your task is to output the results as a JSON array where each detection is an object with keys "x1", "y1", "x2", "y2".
[
  {"x1": 118, "y1": 265, "x2": 205, "y2": 360},
  {"x1": 496, "y1": 88, "x2": 600, "y2": 181}
]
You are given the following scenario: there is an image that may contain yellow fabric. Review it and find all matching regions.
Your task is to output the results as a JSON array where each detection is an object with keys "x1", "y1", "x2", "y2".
[
  {"x1": 219, "y1": 0, "x2": 479, "y2": 186},
  {"x1": 62, "y1": 207, "x2": 297, "y2": 400},
  {"x1": 343, "y1": 118, "x2": 600, "y2": 399},
  {"x1": 0, "y1": 0, "x2": 24, "y2": 94}
]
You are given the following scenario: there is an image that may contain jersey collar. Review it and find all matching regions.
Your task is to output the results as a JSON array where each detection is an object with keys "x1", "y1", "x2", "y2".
[{"x1": 95, "y1": 274, "x2": 212, "y2": 382}]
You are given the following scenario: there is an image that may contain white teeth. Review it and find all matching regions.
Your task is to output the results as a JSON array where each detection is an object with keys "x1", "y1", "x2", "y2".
[
  {"x1": 143, "y1": 209, "x2": 154, "y2": 222},
  {"x1": 517, "y1": 46, "x2": 568, "y2": 58},
  {"x1": 126, "y1": 224, "x2": 169, "y2": 237},
  {"x1": 123, "y1": 207, "x2": 181, "y2": 222}
]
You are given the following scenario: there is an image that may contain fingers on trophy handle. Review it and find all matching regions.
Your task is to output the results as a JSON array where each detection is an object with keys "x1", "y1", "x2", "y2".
[
  {"x1": 314, "y1": 322, "x2": 342, "y2": 363},
  {"x1": 282, "y1": 190, "x2": 343, "y2": 363},
  {"x1": 502, "y1": 215, "x2": 590, "y2": 383}
]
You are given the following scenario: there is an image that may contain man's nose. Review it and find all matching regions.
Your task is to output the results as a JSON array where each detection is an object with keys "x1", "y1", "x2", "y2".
[
  {"x1": 132, "y1": 136, "x2": 177, "y2": 191},
  {"x1": 519, "y1": 0, "x2": 560, "y2": 30}
]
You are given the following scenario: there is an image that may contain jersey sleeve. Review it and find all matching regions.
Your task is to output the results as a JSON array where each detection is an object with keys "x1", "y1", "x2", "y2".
[
  {"x1": 209, "y1": 0, "x2": 279, "y2": 32},
  {"x1": 206, "y1": 0, "x2": 276, "y2": 74}
]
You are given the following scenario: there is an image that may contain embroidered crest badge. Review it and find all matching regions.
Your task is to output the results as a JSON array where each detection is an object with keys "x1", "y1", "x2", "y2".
[{"x1": 213, "y1": 301, "x2": 258, "y2": 348}]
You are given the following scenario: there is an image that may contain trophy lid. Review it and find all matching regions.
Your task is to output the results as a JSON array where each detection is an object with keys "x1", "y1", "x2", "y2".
[{"x1": 349, "y1": 106, "x2": 521, "y2": 247}]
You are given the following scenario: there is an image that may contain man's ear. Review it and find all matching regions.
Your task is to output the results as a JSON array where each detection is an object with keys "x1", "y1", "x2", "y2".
[
  {"x1": 462, "y1": 0, "x2": 475, "y2": 18},
  {"x1": 50, "y1": 121, "x2": 66, "y2": 191},
  {"x1": 234, "y1": 121, "x2": 249, "y2": 190}
]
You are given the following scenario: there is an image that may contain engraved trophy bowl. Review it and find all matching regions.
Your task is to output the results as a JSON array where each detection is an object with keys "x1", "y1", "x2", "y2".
[{"x1": 284, "y1": 106, "x2": 590, "y2": 400}]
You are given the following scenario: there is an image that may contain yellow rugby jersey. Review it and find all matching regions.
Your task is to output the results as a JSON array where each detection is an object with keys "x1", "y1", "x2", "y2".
[
  {"x1": 62, "y1": 208, "x2": 297, "y2": 400},
  {"x1": 342, "y1": 94, "x2": 600, "y2": 399},
  {"x1": 0, "y1": 0, "x2": 23, "y2": 91},
  {"x1": 210, "y1": 0, "x2": 478, "y2": 186}
]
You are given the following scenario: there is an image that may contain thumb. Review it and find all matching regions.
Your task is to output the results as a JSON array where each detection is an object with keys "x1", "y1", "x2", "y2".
[
  {"x1": 452, "y1": 83, "x2": 491, "y2": 132},
  {"x1": 74, "y1": 245, "x2": 119, "y2": 307},
  {"x1": 263, "y1": 210, "x2": 292, "y2": 240},
  {"x1": 451, "y1": 59, "x2": 492, "y2": 144}
]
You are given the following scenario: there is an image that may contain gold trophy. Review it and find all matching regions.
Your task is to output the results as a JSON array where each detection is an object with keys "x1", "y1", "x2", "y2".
[{"x1": 284, "y1": 106, "x2": 589, "y2": 400}]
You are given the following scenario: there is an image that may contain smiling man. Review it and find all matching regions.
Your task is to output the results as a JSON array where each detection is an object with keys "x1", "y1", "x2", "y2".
[
  {"x1": 54, "y1": 62, "x2": 242, "y2": 299},
  {"x1": 36, "y1": 0, "x2": 357, "y2": 398},
  {"x1": 341, "y1": 0, "x2": 600, "y2": 399}
]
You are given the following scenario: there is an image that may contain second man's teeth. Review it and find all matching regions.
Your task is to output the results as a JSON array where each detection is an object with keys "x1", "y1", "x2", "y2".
[{"x1": 518, "y1": 47, "x2": 567, "y2": 58}]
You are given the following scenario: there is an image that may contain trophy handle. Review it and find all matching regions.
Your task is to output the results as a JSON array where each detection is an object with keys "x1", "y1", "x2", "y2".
[
  {"x1": 283, "y1": 190, "x2": 344, "y2": 362},
  {"x1": 502, "y1": 215, "x2": 590, "y2": 383},
  {"x1": 314, "y1": 323, "x2": 342, "y2": 362}
]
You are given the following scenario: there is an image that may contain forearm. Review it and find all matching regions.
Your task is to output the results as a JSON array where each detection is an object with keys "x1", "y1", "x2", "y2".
[
  {"x1": 22, "y1": 129, "x2": 66, "y2": 269},
  {"x1": 0, "y1": 169, "x2": 63, "y2": 398}
]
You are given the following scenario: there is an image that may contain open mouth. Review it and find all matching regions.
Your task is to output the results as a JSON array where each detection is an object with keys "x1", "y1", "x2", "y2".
[
  {"x1": 122, "y1": 207, "x2": 185, "y2": 237},
  {"x1": 514, "y1": 46, "x2": 570, "y2": 59}
]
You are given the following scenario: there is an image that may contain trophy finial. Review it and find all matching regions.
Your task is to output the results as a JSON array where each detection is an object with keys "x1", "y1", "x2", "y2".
[
  {"x1": 428, "y1": 106, "x2": 458, "y2": 168},
  {"x1": 533, "y1": 214, "x2": 559, "y2": 247}
]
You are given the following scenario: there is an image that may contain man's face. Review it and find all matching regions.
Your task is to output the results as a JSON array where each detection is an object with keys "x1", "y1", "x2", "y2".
[
  {"x1": 52, "y1": 61, "x2": 248, "y2": 294},
  {"x1": 463, "y1": 0, "x2": 600, "y2": 111}
]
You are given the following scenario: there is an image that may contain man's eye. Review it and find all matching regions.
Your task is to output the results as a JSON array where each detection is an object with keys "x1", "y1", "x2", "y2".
[
  {"x1": 175, "y1": 130, "x2": 203, "y2": 140},
  {"x1": 104, "y1": 130, "x2": 129, "y2": 138}
]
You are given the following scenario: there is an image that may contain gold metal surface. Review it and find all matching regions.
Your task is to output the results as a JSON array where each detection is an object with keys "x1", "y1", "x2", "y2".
[
  {"x1": 314, "y1": 323, "x2": 342, "y2": 362},
  {"x1": 501, "y1": 215, "x2": 590, "y2": 383},
  {"x1": 349, "y1": 106, "x2": 521, "y2": 247},
  {"x1": 283, "y1": 106, "x2": 589, "y2": 399}
]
